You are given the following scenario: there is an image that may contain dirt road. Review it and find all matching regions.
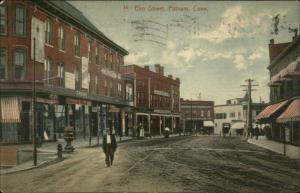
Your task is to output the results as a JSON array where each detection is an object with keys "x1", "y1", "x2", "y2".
[{"x1": 1, "y1": 136, "x2": 300, "y2": 193}]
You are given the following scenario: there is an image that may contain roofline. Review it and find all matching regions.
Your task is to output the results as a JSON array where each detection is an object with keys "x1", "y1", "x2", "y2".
[
  {"x1": 267, "y1": 35, "x2": 300, "y2": 69},
  {"x1": 125, "y1": 64, "x2": 181, "y2": 83},
  {"x1": 42, "y1": 1, "x2": 129, "y2": 56}
]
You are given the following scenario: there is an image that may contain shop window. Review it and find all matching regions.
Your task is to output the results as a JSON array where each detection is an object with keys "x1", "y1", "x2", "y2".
[
  {"x1": 14, "y1": 48, "x2": 26, "y2": 80},
  {"x1": 0, "y1": 4, "x2": 7, "y2": 35},
  {"x1": 0, "y1": 48, "x2": 7, "y2": 79},
  {"x1": 14, "y1": 5, "x2": 26, "y2": 36}
]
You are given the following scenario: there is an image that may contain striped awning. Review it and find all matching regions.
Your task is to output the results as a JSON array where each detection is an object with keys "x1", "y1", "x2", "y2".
[
  {"x1": 281, "y1": 57, "x2": 300, "y2": 78},
  {"x1": 277, "y1": 99, "x2": 300, "y2": 123},
  {"x1": 0, "y1": 97, "x2": 21, "y2": 123},
  {"x1": 256, "y1": 100, "x2": 288, "y2": 120}
]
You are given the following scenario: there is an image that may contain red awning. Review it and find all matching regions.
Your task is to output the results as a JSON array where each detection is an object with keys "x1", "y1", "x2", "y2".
[
  {"x1": 0, "y1": 97, "x2": 21, "y2": 123},
  {"x1": 256, "y1": 100, "x2": 288, "y2": 120},
  {"x1": 277, "y1": 99, "x2": 300, "y2": 123}
]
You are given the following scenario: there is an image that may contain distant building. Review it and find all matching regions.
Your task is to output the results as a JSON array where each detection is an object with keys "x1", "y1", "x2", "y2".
[
  {"x1": 214, "y1": 96, "x2": 267, "y2": 136},
  {"x1": 257, "y1": 35, "x2": 300, "y2": 148},
  {"x1": 122, "y1": 64, "x2": 180, "y2": 136},
  {"x1": 180, "y1": 99, "x2": 214, "y2": 134}
]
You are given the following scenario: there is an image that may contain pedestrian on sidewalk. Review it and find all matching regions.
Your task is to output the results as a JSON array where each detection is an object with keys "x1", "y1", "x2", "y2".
[
  {"x1": 102, "y1": 128, "x2": 117, "y2": 167},
  {"x1": 254, "y1": 125, "x2": 259, "y2": 140}
]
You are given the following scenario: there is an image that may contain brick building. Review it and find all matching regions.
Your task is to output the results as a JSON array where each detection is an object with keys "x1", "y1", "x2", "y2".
[
  {"x1": 0, "y1": 0, "x2": 131, "y2": 143},
  {"x1": 180, "y1": 99, "x2": 214, "y2": 134},
  {"x1": 122, "y1": 64, "x2": 180, "y2": 136},
  {"x1": 257, "y1": 35, "x2": 300, "y2": 148}
]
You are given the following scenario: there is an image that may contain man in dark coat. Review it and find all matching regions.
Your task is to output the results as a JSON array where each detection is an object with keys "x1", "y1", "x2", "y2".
[{"x1": 102, "y1": 128, "x2": 117, "y2": 167}]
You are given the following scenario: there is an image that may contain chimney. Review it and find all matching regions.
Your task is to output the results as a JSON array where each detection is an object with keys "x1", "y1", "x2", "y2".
[
  {"x1": 160, "y1": 66, "x2": 164, "y2": 76},
  {"x1": 154, "y1": 64, "x2": 160, "y2": 74},
  {"x1": 270, "y1": 39, "x2": 274, "y2": 44},
  {"x1": 168, "y1": 75, "x2": 173, "y2": 79},
  {"x1": 144, "y1": 65, "x2": 149, "y2": 70}
]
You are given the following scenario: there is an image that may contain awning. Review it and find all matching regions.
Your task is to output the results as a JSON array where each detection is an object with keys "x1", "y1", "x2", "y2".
[
  {"x1": 277, "y1": 99, "x2": 300, "y2": 123},
  {"x1": 256, "y1": 100, "x2": 288, "y2": 120},
  {"x1": 203, "y1": 121, "x2": 214, "y2": 127},
  {"x1": 22, "y1": 97, "x2": 59, "y2": 104},
  {"x1": 230, "y1": 122, "x2": 245, "y2": 130},
  {"x1": 281, "y1": 58, "x2": 300, "y2": 78},
  {"x1": 0, "y1": 97, "x2": 21, "y2": 123}
]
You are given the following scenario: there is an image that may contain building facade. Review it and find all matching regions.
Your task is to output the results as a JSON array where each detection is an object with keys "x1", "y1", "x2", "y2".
[
  {"x1": 122, "y1": 64, "x2": 180, "y2": 136},
  {"x1": 0, "y1": 0, "x2": 131, "y2": 143},
  {"x1": 214, "y1": 98, "x2": 267, "y2": 136},
  {"x1": 257, "y1": 35, "x2": 300, "y2": 146},
  {"x1": 180, "y1": 99, "x2": 214, "y2": 134}
]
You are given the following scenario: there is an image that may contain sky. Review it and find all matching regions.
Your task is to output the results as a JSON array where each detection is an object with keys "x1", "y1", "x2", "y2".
[{"x1": 70, "y1": 1, "x2": 300, "y2": 105}]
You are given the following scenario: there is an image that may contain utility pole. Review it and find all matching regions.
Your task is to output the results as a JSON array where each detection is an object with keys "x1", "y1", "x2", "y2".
[
  {"x1": 241, "y1": 79, "x2": 258, "y2": 139},
  {"x1": 190, "y1": 98, "x2": 193, "y2": 135},
  {"x1": 32, "y1": 37, "x2": 37, "y2": 166}
]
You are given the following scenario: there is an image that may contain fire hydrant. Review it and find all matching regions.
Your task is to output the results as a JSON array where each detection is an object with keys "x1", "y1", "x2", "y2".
[{"x1": 57, "y1": 144, "x2": 63, "y2": 159}]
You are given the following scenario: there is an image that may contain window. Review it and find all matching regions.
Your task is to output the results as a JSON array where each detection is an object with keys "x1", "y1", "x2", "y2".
[
  {"x1": 14, "y1": 48, "x2": 26, "y2": 80},
  {"x1": 95, "y1": 46, "x2": 99, "y2": 64},
  {"x1": 238, "y1": 112, "x2": 241, "y2": 119},
  {"x1": 104, "y1": 79, "x2": 108, "y2": 96},
  {"x1": 0, "y1": 5, "x2": 7, "y2": 35},
  {"x1": 45, "y1": 19, "x2": 52, "y2": 44},
  {"x1": 14, "y1": 5, "x2": 26, "y2": 36},
  {"x1": 95, "y1": 75, "x2": 99, "y2": 94},
  {"x1": 88, "y1": 40, "x2": 92, "y2": 63},
  {"x1": 118, "y1": 83, "x2": 122, "y2": 97},
  {"x1": 110, "y1": 53, "x2": 113, "y2": 70},
  {"x1": 75, "y1": 67, "x2": 80, "y2": 90},
  {"x1": 0, "y1": 48, "x2": 7, "y2": 80},
  {"x1": 207, "y1": 110, "x2": 211, "y2": 117},
  {"x1": 201, "y1": 110, "x2": 204, "y2": 117},
  {"x1": 74, "y1": 32, "x2": 80, "y2": 57},
  {"x1": 230, "y1": 112, "x2": 235, "y2": 118},
  {"x1": 44, "y1": 57, "x2": 52, "y2": 84},
  {"x1": 88, "y1": 73, "x2": 92, "y2": 92},
  {"x1": 58, "y1": 26, "x2": 65, "y2": 50},
  {"x1": 58, "y1": 62, "x2": 64, "y2": 87},
  {"x1": 110, "y1": 81, "x2": 113, "y2": 96},
  {"x1": 104, "y1": 52, "x2": 108, "y2": 68}
]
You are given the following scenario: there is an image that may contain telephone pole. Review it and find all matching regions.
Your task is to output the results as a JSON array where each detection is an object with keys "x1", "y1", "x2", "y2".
[{"x1": 241, "y1": 79, "x2": 258, "y2": 139}]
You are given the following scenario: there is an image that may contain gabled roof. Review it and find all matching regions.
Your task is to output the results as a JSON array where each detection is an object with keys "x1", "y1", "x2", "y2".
[{"x1": 41, "y1": 0, "x2": 129, "y2": 55}]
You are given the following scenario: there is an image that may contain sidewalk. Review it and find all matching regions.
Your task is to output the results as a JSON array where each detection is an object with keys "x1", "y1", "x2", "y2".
[
  {"x1": 248, "y1": 136, "x2": 300, "y2": 160},
  {"x1": 0, "y1": 135, "x2": 133, "y2": 175}
]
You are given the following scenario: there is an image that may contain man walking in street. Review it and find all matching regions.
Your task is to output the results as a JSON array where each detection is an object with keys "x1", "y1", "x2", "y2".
[{"x1": 102, "y1": 128, "x2": 117, "y2": 167}]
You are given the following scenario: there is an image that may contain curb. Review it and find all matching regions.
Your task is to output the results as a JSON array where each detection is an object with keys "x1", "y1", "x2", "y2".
[{"x1": 1, "y1": 157, "x2": 65, "y2": 175}]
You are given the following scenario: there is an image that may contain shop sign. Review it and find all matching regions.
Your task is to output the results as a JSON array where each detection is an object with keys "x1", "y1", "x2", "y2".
[
  {"x1": 154, "y1": 109, "x2": 171, "y2": 114},
  {"x1": 65, "y1": 72, "x2": 75, "y2": 90},
  {"x1": 31, "y1": 17, "x2": 45, "y2": 63},
  {"x1": 101, "y1": 68, "x2": 121, "y2": 80},
  {"x1": 154, "y1": 90, "x2": 169, "y2": 97},
  {"x1": 76, "y1": 90, "x2": 87, "y2": 98}
]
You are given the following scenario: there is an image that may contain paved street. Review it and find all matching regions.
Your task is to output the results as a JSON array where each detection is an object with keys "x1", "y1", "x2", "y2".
[{"x1": 1, "y1": 136, "x2": 300, "y2": 193}]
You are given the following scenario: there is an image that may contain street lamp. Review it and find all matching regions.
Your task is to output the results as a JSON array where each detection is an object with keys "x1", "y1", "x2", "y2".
[{"x1": 32, "y1": 36, "x2": 37, "y2": 166}]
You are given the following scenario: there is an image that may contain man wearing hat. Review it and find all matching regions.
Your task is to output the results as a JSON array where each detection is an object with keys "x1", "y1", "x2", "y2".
[{"x1": 102, "y1": 128, "x2": 117, "y2": 167}]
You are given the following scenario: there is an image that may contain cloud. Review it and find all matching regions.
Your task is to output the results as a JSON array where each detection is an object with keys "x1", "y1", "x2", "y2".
[
  {"x1": 178, "y1": 47, "x2": 195, "y2": 62},
  {"x1": 234, "y1": 54, "x2": 247, "y2": 70},
  {"x1": 125, "y1": 51, "x2": 149, "y2": 64}
]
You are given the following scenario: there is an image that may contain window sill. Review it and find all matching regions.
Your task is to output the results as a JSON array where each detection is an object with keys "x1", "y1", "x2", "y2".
[
  {"x1": 45, "y1": 43, "x2": 54, "y2": 48},
  {"x1": 59, "y1": 49, "x2": 66, "y2": 53},
  {"x1": 74, "y1": 55, "x2": 81, "y2": 59}
]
